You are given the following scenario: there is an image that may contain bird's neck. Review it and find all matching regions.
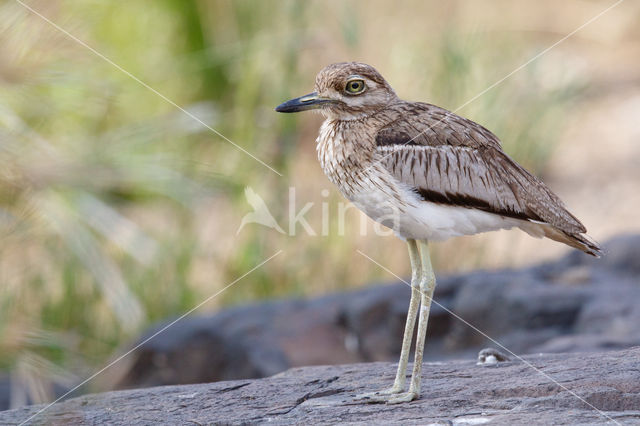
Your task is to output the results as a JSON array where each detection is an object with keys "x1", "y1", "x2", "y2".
[
  {"x1": 318, "y1": 118, "x2": 377, "y2": 161},
  {"x1": 315, "y1": 118, "x2": 380, "y2": 196}
]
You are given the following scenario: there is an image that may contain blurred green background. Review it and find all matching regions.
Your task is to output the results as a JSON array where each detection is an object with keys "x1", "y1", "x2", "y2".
[{"x1": 1, "y1": 0, "x2": 638, "y2": 406}]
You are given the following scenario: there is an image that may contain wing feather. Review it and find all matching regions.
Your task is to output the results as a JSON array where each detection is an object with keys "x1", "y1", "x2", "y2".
[{"x1": 375, "y1": 104, "x2": 587, "y2": 234}]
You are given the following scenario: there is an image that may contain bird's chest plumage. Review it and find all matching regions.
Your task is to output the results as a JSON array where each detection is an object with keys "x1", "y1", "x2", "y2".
[
  {"x1": 317, "y1": 120, "x2": 375, "y2": 197},
  {"x1": 316, "y1": 120, "x2": 409, "y2": 220}
]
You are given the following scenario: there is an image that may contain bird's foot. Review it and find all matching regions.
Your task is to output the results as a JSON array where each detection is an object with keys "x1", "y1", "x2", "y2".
[
  {"x1": 354, "y1": 385, "x2": 404, "y2": 403},
  {"x1": 386, "y1": 390, "x2": 419, "y2": 404}
]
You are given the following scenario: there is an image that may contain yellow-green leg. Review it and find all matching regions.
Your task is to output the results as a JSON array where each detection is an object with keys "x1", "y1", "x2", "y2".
[
  {"x1": 388, "y1": 239, "x2": 436, "y2": 404},
  {"x1": 355, "y1": 239, "x2": 423, "y2": 402}
]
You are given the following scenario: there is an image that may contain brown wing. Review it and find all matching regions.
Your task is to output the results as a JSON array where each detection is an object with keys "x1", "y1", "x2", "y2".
[{"x1": 375, "y1": 103, "x2": 588, "y2": 235}]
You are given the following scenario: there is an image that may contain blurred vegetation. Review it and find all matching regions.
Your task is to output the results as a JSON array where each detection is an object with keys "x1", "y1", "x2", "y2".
[{"x1": 0, "y1": 0, "x2": 586, "y2": 406}]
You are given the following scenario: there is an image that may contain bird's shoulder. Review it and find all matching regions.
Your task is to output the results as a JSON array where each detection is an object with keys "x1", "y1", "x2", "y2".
[{"x1": 375, "y1": 101, "x2": 502, "y2": 150}]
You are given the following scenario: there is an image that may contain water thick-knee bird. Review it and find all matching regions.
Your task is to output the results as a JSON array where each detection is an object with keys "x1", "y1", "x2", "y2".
[{"x1": 275, "y1": 62, "x2": 601, "y2": 403}]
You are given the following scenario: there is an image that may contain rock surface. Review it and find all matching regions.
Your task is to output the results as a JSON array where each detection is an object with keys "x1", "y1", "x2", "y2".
[
  {"x1": 116, "y1": 234, "x2": 640, "y2": 390},
  {"x1": 3, "y1": 234, "x2": 640, "y2": 412},
  {"x1": 3, "y1": 347, "x2": 640, "y2": 425}
]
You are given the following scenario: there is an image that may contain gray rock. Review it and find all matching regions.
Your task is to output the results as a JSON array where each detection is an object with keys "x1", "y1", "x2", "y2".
[
  {"x1": 6, "y1": 235, "x2": 636, "y2": 410},
  {"x1": 114, "y1": 234, "x2": 640, "y2": 391},
  {"x1": 3, "y1": 348, "x2": 640, "y2": 425}
]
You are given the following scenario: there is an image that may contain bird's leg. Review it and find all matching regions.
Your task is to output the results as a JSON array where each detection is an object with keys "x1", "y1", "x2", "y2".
[
  {"x1": 388, "y1": 240, "x2": 436, "y2": 404},
  {"x1": 387, "y1": 239, "x2": 422, "y2": 392},
  {"x1": 355, "y1": 239, "x2": 422, "y2": 402}
]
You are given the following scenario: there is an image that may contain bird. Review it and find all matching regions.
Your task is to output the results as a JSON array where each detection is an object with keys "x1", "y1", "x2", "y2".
[{"x1": 275, "y1": 62, "x2": 601, "y2": 404}]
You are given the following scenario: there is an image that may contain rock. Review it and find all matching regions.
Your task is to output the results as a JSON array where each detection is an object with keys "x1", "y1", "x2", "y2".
[
  {"x1": 116, "y1": 295, "x2": 361, "y2": 389},
  {"x1": 0, "y1": 378, "x2": 10, "y2": 414},
  {"x1": 0, "y1": 375, "x2": 72, "y2": 414},
  {"x1": 119, "y1": 316, "x2": 289, "y2": 386},
  {"x1": 113, "y1": 234, "x2": 640, "y2": 391},
  {"x1": 3, "y1": 348, "x2": 640, "y2": 425}
]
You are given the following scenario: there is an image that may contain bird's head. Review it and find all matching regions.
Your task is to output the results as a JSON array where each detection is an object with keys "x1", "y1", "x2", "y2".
[{"x1": 275, "y1": 62, "x2": 397, "y2": 120}]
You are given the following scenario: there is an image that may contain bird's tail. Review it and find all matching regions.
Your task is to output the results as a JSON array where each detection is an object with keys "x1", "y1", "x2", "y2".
[
  {"x1": 520, "y1": 222, "x2": 603, "y2": 257},
  {"x1": 551, "y1": 230, "x2": 602, "y2": 257}
]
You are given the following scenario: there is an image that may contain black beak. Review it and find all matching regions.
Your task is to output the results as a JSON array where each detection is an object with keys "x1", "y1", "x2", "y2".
[{"x1": 275, "y1": 92, "x2": 334, "y2": 113}]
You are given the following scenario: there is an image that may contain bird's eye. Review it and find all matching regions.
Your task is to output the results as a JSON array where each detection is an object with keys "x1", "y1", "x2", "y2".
[{"x1": 345, "y1": 79, "x2": 366, "y2": 94}]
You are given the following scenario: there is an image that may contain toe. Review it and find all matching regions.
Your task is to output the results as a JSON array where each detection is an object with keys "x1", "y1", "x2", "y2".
[
  {"x1": 354, "y1": 386, "x2": 403, "y2": 401},
  {"x1": 387, "y1": 391, "x2": 419, "y2": 404},
  {"x1": 354, "y1": 392, "x2": 389, "y2": 403}
]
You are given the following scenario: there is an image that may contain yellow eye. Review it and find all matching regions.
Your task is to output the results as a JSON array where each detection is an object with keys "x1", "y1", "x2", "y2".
[{"x1": 345, "y1": 79, "x2": 365, "y2": 94}]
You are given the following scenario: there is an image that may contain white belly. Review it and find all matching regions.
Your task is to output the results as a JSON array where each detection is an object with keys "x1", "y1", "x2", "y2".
[{"x1": 349, "y1": 181, "x2": 523, "y2": 241}]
